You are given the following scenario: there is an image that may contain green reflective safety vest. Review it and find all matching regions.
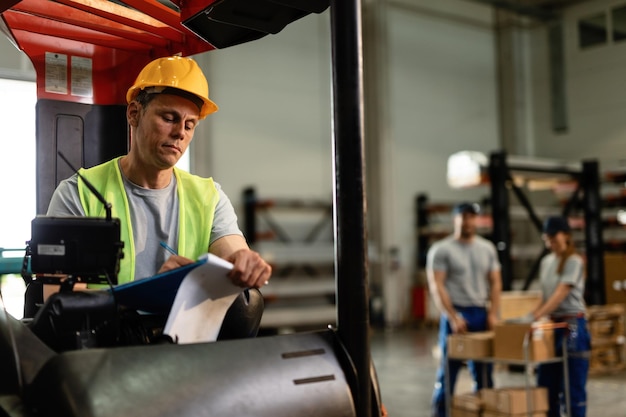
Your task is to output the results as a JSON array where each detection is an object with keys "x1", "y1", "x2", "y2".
[{"x1": 77, "y1": 157, "x2": 219, "y2": 284}]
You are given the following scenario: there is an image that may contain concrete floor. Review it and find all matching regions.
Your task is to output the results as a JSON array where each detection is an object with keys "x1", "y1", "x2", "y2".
[{"x1": 370, "y1": 326, "x2": 626, "y2": 417}]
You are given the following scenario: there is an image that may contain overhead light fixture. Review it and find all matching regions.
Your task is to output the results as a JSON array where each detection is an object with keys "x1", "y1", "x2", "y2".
[{"x1": 447, "y1": 151, "x2": 488, "y2": 189}]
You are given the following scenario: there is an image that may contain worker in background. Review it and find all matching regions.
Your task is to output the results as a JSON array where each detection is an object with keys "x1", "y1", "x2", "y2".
[
  {"x1": 527, "y1": 216, "x2": 590, "y2": 417},
  {"x1": 47, "y1": 55, "x2": 272, "y2": 289},
  {"x1": 426, "y1": 202, "x2": 502, "y2": 417}
]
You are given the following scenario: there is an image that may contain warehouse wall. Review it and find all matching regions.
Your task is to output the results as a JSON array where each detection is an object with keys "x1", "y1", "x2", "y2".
[
  {"x1": 530, "y1": 0, "x2": 626, "y2": 167},
  {"x1": 191, "y1": 12, "x2": 333, "y2": 202},
  {"x1": 191, "y1": 0, "x2": 499, "y2": 288},
  {"x1": 387, "y1": 1, "x2": 499, "y2": 278}
]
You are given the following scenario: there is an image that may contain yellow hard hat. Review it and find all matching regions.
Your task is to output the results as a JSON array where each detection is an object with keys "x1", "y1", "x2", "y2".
[{"x1": 126, "y1": 56, "x2": 218, "y2": 119}]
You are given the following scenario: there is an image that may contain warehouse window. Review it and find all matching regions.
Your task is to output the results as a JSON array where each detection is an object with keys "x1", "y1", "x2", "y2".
[
  {"x1": 0, "y1": 79, "x2": 36, "y2": 250},
  {"x1": 578, "y1": 11, "x2": 608, "y2": 48},
  {"x1": 612, "y1": 5, "x2": 626, "y2": 42},
  {"x1": 0, "y1": 78, "x2": 35, "y2": 318}
]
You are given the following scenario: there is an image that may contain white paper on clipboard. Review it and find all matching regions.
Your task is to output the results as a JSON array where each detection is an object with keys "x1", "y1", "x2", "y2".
[{"x1": 163, "y1": 253, "x2": 241, "y2": 344}]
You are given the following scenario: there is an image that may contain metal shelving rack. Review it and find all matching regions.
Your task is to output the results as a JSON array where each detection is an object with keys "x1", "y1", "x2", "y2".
[
  {"x1": 242, "y1": 187, "x2": 337, "y2": 331},
  {"x1": 444, "y1": 150, "x2": 606, "y2": 304},
  {"x1": 488, "y1": 151, "x2": 605, "y2": 305}
]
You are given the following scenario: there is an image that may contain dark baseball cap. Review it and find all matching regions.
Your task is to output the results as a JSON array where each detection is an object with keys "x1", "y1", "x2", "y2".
[
  {"x1": 452, "y1": 202, "x2": 480, "y2": 215},
  {"x1": 543, "y1": 216, "x2": 570, "y2": 236}
]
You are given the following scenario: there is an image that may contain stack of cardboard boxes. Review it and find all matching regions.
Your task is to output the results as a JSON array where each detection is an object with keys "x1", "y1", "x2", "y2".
[
  {"x1": 481, "y1": 387, "x2": 548, "y2": 417},
  {"x1": 447, "y1": 323, "x2": 555, "y2": 363},
  {"x1": 447, "y1": 291, "x2": 554, "y2": 417},
  {"x1": 447, "y1": 322, "x2": 554, "y2": 417},
  {"x1": 587, "y1": 303, "x2": 625, "y2": 374},
  {"x1": 448, "y1": 291, "x2": 554, "y2": 362}
]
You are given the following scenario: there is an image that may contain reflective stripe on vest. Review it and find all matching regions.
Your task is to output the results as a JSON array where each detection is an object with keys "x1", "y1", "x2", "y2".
[{"x1": 77, "y1": 157, "x2": 219, "y2": 284}]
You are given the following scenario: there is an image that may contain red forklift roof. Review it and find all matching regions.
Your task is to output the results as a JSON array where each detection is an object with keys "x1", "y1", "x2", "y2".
[{"x1": 0, "y1": 0, "x2": 329, "y2": 104}]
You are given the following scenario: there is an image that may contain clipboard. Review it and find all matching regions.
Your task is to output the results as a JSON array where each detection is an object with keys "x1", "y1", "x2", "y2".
[{"x1": 110, "y1": 257, "x2": 208, "y2": 313}]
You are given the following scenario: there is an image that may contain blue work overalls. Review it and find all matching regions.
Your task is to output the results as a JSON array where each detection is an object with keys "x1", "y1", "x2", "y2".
[{"x1": 537, "y1": 315, "x2": 591, "y2": 417}]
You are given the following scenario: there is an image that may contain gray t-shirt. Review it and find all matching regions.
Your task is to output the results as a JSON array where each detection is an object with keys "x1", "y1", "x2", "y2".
[
  {"x1": 46, "y1": 169, "x2": 243, "y2": 280},
  {"x1": 426, "y1": 235, "x2": 501, "y2": 307},
  {"x1": 538, "y1": 252, "x2": 586, "y2": 316}
]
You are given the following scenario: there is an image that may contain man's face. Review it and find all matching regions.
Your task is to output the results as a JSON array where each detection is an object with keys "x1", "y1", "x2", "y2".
[
  {"x1": 129, "y1": 93, "x2": 200, "y2": 169},
  {"x1": 454, "y1": 212, "x2": 477, "y2": 239}
]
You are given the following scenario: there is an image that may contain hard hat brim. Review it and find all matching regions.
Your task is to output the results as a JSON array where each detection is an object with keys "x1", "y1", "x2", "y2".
[{"x1": 127, "y1": 85, "x2": 218, "y2": 119}]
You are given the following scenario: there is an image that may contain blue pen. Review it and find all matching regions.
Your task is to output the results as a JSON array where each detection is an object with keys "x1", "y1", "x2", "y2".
[{"x1": 160, "y1": 241, "x2": 178, "y2": 256}]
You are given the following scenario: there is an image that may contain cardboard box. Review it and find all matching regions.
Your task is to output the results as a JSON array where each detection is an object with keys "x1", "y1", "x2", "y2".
[
  {"x1": 590, "y1": 343, "x2": 626, "y2": 374},
  {"x1": 587, "y1": 303, "x2": 625, "y2": 319},
  {"x1": 500, "y1": 291, "x2": 543, "y2": 320},
  {"x1": 493, "y1": 323, "x2": 554, "y2": 361},
  {"x1": 451, "y1": 408, "x2": 480, "y2": 417},
  {"x1": 603, "y1": 254, "x2": 626, "y2": 305},
  {"x1": 589, "y1": 317, "x2": 623, "y2": 339},
  {"x1": 448, "y1": 331, "x2": 494, "y2": 359},
  {"x1": 587, "y1": 303, "x2": 625, "y2": 339},
  {"x1": 481, "y1": 387, "x2": 548, "y2": 414},
  {"x1": 452, "y1": 392, "x2": 482, "y2": 411},
  {"x1": 482, "y1": 412, "x2": 546, "y2": 417}
]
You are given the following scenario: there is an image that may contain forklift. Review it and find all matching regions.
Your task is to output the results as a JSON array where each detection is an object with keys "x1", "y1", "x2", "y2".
[{"x1": 0, "y1": 1, "x2": 383, "y2": 416}]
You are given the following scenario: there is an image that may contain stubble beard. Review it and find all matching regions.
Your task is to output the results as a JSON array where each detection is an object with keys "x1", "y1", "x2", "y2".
[{"x1": 459, "y1": 228, "x2": 475, "y2": 240}]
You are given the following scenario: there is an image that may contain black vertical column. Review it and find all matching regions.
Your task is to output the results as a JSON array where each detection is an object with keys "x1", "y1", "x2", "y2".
[
  {"x1": 417, "y1": 194, "x2": 429, "y2": 269},
  {"x1": 489, "y1": 151, "x2": 513, "y2": 290},
  {"x1": 582, "y1": 160, "x2": 606, "y2": 305},
  {"x1": 242, "y1": 187, "x2": 257, "y2": 245},
  {"x1": 330, "y1": 1, "x2": 371, "y2": 417}
]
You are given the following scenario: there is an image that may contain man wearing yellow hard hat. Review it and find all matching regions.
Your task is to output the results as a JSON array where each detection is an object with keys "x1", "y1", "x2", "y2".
[{"x1": 47, "y1": 56, "x2": 272, "y2": 289}]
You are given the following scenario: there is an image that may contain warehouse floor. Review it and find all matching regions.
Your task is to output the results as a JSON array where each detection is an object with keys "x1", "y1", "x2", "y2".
[{"x1": 370, "y1": 326, "x2": 626, "y2": 417}]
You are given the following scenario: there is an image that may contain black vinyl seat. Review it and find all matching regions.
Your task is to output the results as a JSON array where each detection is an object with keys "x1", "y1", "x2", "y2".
[
  {"x1": 22, "y1": 280, "x2": 43, "y2": 320},
  {"x1": 217, "y1": 288, "x2": 264, "y2": 340}
]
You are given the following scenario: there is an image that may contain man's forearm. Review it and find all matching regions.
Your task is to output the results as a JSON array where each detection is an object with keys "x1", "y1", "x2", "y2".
[
  {"x1": 489, "y1": 287, "x2": 501, "y2": 318},
  {"x1": 488, "y1": 272, "x2": 502, "y2": 318},
  {"x1": 427, "y1": 270, "x2": 456, "y2": 318},
  {"x1": 436, "y1": 284, "x2": 458, "y2": 319},
  {"x1": 209, "y1": 234, "x2": 249, "y2": 258}
]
